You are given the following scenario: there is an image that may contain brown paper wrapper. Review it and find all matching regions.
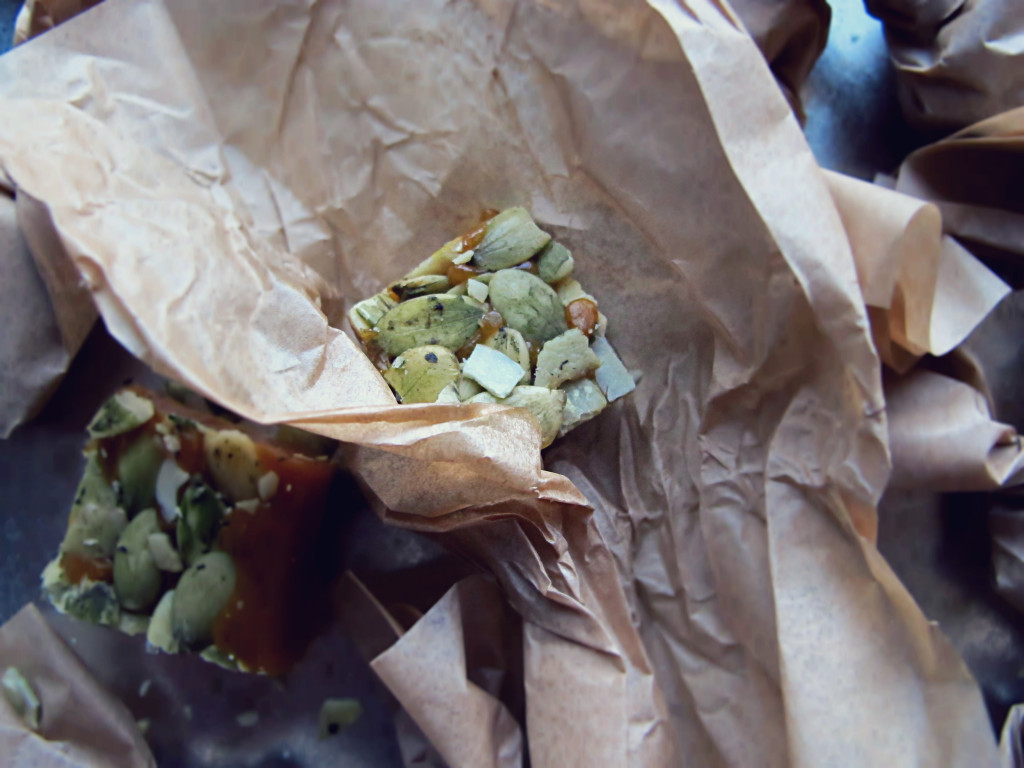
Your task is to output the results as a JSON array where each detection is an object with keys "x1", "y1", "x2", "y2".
[
  {"x1": 868, "y1": 0, "x2": 1024, "y2": 131},
  {"x1": 13, "y1": 0, "x2": 101, "y2": 45},
  {"x1": 825, "y1": 169, "x2": 1009, "y2": 373},
  {"x1": 0, "y1": 0, "x2": 1004, "y2": 764},
  {"x1": 0, "y1": 191, "x2": 79, "y2": 436},
  {"x1": 1002, "y1": 702, "x2": 1024, "y2": 767},
  {"x1": 728, "y1": 0, "x2": 830, "y2": 119},
  {"x1": 340, "y1": 574, "x2": 524, "y2": 768},
  {"x1": 0, "y1": 604, "x2": 155, "y2": 767},
  {"x1": 897, "y1": 108, "x2": 1024, "y2": 288}
]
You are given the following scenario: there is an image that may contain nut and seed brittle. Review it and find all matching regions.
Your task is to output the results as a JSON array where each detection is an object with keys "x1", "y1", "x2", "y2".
[{"x1": 349, "y1": 208, "x2": 635, "y2": 446}]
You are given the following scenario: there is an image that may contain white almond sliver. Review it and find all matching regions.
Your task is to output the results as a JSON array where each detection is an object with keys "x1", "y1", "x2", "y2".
[
  {"x1": 462, "y1": 345, "x2": 524, "y2": 398},
  {"x1": 591, "y1": 337, "x2": 636, "y2": 401},
  {"x1": 466, "y1": 278, "x2": 489, "y2": 302}
]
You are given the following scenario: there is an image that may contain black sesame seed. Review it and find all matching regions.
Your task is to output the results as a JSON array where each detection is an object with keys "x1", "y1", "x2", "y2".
[
  {"x1": 196, "y1": 563, "x2": 206, "y2": 571},
  {"x1": 425, "y1": 352, "x2": 438, "y2": 364}
]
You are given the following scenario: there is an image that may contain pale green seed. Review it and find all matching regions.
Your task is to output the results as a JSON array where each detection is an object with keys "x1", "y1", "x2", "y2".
[
  {"x1": 537, "y1": 242, "x2": 574, "y2": 283},
  {"x1": 375, "y1": 294, "x2": 484, "y2": 357},
  {"x1": 172, "y1": 552, "x2": 236, "y2": 649},
  {"x1": 2, "y1": 668, "x2": 41, "y2": 730},
  {"x1": 383, "y1": 345, "x2": 461, "y2": 403},
  {"x1": 319, "y1": 698, "x2": 363, "y2": 738},
  {"x1": 176, "y1": 476, "x2": 225, "y2": 567},
  {"x1": 471, "y1": 207, "x2": 551, "y2": 270},
  {"x1": 116, "y1": 434, "x2": 163, "y2": 515},
  {"x1": 389, "y1": 274, "x2": 451, "y2": 300},
  {"x1": 62, "y1": 456, "x2": 128, "y2": 559},
  {"x1": 87, "y1": 391, "x2": 155, "y2": 439},
  {"x1": 60, "y1": 581, "x2": 121, "y2": 627},
  {"x1": 487, "y1": 270, "x2": 567, "y2": 344},
  {"x1": 113, "y1": 509, "x2": 162, "y2": 612}
]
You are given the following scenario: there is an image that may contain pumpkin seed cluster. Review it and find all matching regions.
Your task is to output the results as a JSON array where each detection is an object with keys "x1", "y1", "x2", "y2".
[
  {"x1": 349, "y1": 207, "x2": 635, "y2": 446},
  {"x1": 42, "y1": 389, "x2": 337, "y2": 675}
]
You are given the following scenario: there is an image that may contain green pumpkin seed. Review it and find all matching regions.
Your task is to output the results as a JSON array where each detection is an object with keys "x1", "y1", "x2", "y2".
[
  {"x1": 61, "y1": 500, "x2": 128, "y2": 559},
  {"x1": 319, "y1": 698, "x2": 363, "y2": 738},
  {"x1": 533, "y1": 329, "x2": 601, "y2": 389},
  {"x1": 383, "y1": 345, "x2": 461, "y2": 403},
  {"x1": 349, "y1": 292, "x2": 397, "y2": 333},
  {"x1": 71, "y1": 453, "x2": 118, "y2": 509},
  {"x1": 172, "y1": 551, "x2": 236, "y2": 649},
  {"x1": 2, "y1": 668, "x2": 41, "y2": 730},
  {"x1": 537, "y1": 242, "x2": 574, "y2": 283},
  {"x1": 113, "y1": 509, "x2": 162, "y2": 612},
  {"x1": 61, "y1": 581, "x2": 121, "y2": 627},
  {"x1": 176, "y1": 476, "x2": 225, "y2": 566},
  {"x1": 403, "y1": 236, "x2": 463, "y2": 278},
  {"x1": 116, "y1": 434, "x2": 164, "y2": 515},
  {"x1": 87, "y1": 391, "x2": 155, "y2": 438},
  {"x1": 471, "y1": 207, "x2": 551, "y2": 270},
  {"x1": 375, "y1": 295, "x2": 484, "y2": 357},
  {"x1": 204, "y1": 429, "x2": 260, "y2": 502},
  {"x1": 487, "y1": 270, "x2": 567, "y2": 344},
  {"x1": 389, "y1": 274, "x2": 451, "y2": 300}
]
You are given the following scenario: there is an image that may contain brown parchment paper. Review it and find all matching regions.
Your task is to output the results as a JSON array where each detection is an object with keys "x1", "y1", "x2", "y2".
[
  {"x1": 0, "y1": 604, "x2": 155, "y2": 767},
  {"x1": 1002, "y1": 702, "x2": 1024, "y2": 767},
  {"x1": 0, "y1": 191, "x2": 81, "y2": 436},
  {"x1": 0, "y1": 0, "x2": 1003, "y2": 765},
  {"x1": 339, "y1": 573, "x2": 524, "y2": 768},
  {"x1": 727, "y1": 0, "x2": 830, "y2": 120},
  {"x1": 13, "y1": 0, "x2": 102, "y2": 45},
  {"x1": 824, "y1": 169, "x2": 1009, "y2": 373},
  {"x1": 867, "y1": 0, "x2": 1024, "y2": 131},
  {"x1": 897, "y1": 107, "x2": 1024, "y2": 288}
]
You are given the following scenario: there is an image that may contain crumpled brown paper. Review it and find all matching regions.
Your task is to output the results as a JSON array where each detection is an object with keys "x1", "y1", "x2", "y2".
[
  {"x1": 0, "y1": 190, "x2": 81, "y2": 436},
  {"x1": 0, "y1": 0, "x2": 831, "y2": 439},
  {"x1": 339, "y1": 573, "x2": 524, "y2": 768},
  {"x1": 896, "y1": 107, "x2": 1024, "y2": 288},
  {"x1": 727, "y1": 0, "x2": 830, "y2": 119},
  {"x1": 824, "y1": 169, "x2": 1008, "y2": 373},
  {"x1": 852, "y1": 110, "x2": 1024, "y2": 623},
  {"x1": 0, "y1": 604, "x2": 155, "y2": 767},
  {"x1": 13, "y1": 0, "x2": 102, "y2": 45},
  {"x1": 0, "y1": 0, "x2": 1004, "y2": 765},
  {"x1": 1002, "y1": 702, "x2": 1024, "y2": 767},
  {"x1": 867, "y1": 0, "x2": 1024, "y2": 131}
]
